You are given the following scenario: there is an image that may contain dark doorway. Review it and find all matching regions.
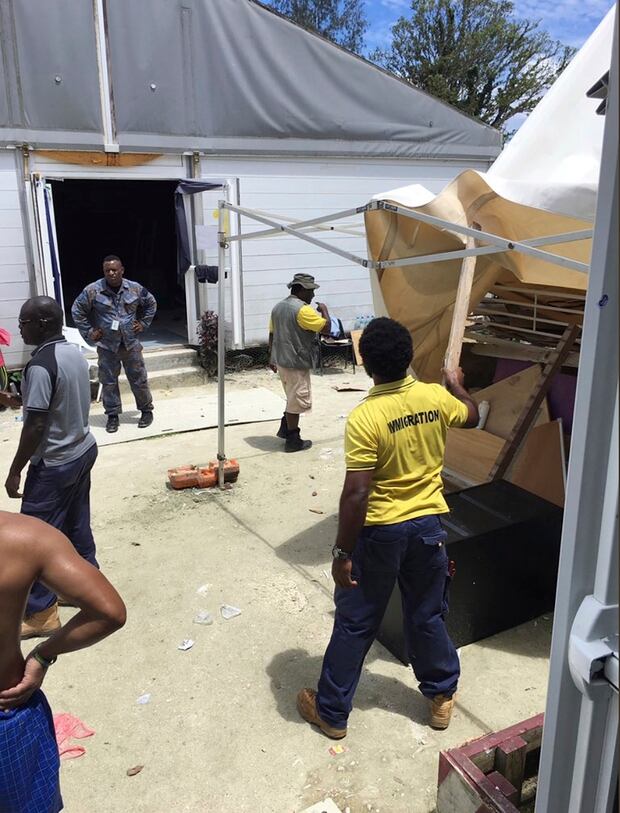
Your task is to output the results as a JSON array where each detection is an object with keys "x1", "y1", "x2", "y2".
[{"x1": 49, "y1": 178, "x2": 186, "y2": 347}]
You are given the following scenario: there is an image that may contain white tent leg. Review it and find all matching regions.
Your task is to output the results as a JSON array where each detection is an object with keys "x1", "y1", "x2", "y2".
[{"x1": 217, "y1": 202, "x2": 227, "y2": 489}]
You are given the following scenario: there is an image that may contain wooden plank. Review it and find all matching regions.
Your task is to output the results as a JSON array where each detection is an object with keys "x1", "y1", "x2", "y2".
[
  {"x1": 495, "y1": 736, "x2": 527, "y2": 804},
  {"x1": 36, "y1": 150, "x2": 162, "y2": 167},
  {"x1": 508, "y1": 420, "x2": 566, "y2": 507},
  {"x1": 350, "y1": 329, "x2": 363, "y2": 366},
  {"x1": 468, "y1": 336, "x2": 581, "y2": 368},
  {"x1": 486, "y1": 772, "x2": 519, "y2": 805},
  {"x1": 490, "y1": 324, "x2": 579, "y2": 480},
  {"x1": 444, "y1": 428, "x2": 505, "y2": 484},
  {"x1": 444, "y1": 233, "x2": 478, "y2": 373},
  {"x1": 471, "y1": 365, "x2": 549, "y2": 440}
]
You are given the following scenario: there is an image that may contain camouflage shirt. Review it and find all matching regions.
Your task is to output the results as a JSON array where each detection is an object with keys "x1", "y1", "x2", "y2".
[{"x1": 71, "y1": 278, "x2": 157, "y2": 353}]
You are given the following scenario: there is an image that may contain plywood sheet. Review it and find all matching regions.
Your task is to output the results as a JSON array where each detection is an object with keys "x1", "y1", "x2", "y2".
[
  {"x1": 350, "y1": 329, "x2": 363, "y2": 366},
  {"x1": 473, "y1": 364, "x2": 550, "y2": 439},
  {"x1": 444, "y1": 428, "x2": 505, "y2": 484},
  {"x1": 508, "y1": 420, "x2": 566, "y2": 506}
]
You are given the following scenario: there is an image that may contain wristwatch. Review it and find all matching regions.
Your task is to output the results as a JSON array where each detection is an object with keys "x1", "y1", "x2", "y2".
[{"x1": 331, "y1": 545, "x2": 351, "y2": 560}]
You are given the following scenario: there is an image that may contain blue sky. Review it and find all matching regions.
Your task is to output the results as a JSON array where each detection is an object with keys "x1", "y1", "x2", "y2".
[{"x1": 363, "y1": 0, "x2": 614, "y2": 54}]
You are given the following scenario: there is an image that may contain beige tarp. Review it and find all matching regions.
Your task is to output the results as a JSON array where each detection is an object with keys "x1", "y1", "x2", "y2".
[
  {"x1": 364, "y1": 8, "x2": 614, "y2": 383},
  {"x1": 364, "y1": 171, "x2": 591, "y2": 382}
]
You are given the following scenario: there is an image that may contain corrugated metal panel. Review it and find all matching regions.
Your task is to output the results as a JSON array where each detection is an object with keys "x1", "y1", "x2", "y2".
[{"x1": 0, "y1": 152, "x2": 31, "y2": 368}]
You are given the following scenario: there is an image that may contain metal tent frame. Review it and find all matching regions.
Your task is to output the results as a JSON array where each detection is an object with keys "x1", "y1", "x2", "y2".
[{"x1": 213, "y1": 197, "x2": 591, "y2": 485}]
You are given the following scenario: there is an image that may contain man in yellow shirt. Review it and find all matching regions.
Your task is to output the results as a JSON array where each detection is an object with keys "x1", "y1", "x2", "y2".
[
  {"x1": 297, "y1": 317, "x2": 479, "y2": 738},
  {"x1": 268, "y1": 273, "x2": 331, "y2": 452}
]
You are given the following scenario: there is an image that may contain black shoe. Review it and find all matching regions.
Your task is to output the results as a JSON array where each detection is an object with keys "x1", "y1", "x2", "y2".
[
  {"x1": 285, "y1": 429, "x2": 312, "y2": 453},
  {"x1": 138, "y1": 411, "x2": 153, "y2": 428},
  {"x1": 106, "y1": 415, "x2": 119, "y2": 433},
  {"x1": 276, "y1": 414, "x2": 289, "y2": 439}
]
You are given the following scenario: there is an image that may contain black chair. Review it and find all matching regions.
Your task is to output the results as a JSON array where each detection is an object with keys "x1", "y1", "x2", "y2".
[{"x1": 316, "y1": 319, "x2": 356, "y2": 374}]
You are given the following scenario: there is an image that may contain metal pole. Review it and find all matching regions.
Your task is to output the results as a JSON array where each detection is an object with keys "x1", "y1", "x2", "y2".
[{"x1": 217, "y1": 202, "x2": 227, "y2": 489}]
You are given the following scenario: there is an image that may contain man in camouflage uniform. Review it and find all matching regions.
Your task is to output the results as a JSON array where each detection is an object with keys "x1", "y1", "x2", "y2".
[{"x1": 72, "y1": 255, "x2": 157, "y2": 433}]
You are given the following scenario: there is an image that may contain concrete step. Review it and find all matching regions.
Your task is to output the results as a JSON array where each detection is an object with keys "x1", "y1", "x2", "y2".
[
  {"x1": 87, "y1": 345, "x2": 200, "y2": 374},
  {"x1": 115, "y1": 365, "x2": 208, "y2": 397}
]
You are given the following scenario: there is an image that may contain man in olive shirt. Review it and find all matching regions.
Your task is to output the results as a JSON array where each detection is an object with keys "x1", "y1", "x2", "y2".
[
  {"x1": 268, "y1": 273, "x2": 331, "y2": 452},
  {"x1": 297, "y1": 318, "x2": 479, "y2": 737}
]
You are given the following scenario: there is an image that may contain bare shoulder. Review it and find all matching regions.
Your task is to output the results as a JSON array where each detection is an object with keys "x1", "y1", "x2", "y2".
[{"x1": 0, "y1": 511, "x2": 69, "y2": 562}]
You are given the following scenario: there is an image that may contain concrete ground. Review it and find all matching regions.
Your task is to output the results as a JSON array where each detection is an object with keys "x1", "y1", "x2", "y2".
[{"x1": 0, "y1": 367, "x2": 552, "y2": 813}]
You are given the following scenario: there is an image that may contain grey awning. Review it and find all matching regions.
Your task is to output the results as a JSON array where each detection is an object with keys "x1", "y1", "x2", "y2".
[{"x1": 0, "y1": 0, "x2": 501, "y2": 160}]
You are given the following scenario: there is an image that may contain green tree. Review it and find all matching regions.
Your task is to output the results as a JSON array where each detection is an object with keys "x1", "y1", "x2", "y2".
[
  {"x1": 268, "y1": 0, "x2": 367, "y2": 54},
  {"x1": 372, "y1": 0, "x2": 575, "y2": 132}
]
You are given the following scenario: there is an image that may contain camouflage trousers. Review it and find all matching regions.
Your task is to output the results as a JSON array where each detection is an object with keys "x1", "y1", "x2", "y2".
[{"x1": 97, "y1": 345, "x2": 153, "y2": 416}]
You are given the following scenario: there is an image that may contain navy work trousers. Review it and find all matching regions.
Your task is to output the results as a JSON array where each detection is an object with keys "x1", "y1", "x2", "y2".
[
  {"x1": 21, "y1": 443, "x2": 99, "y2": 616},
  {"x1": 317, "y1": 514, "x2": 459, "y2": 730},
  {"x1": 97, "y1": 344, "x2": 153, "y2": 416}
]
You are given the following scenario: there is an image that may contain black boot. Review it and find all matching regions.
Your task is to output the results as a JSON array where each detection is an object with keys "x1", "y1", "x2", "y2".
[
  {"x1": 138, "y1": 411, "x2": 153, "y2": 428},
  {"x1": 106, "y1": 414, "x2": 119, "y2": 433},
  {"x1": 285, "y1": 428, "x2": 312, "y2": 453},
  {"x1": 276, "y1": 413, "x2": 288, "y2": 439}
]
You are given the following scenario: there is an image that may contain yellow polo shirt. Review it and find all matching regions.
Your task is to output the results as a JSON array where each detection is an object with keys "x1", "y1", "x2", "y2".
[
  {"x1": 268, "y1": 305, "x2": 326, "y2": 334},
  {"x1": 345, "y1": 376, "x2": 468, "y2": 525}
]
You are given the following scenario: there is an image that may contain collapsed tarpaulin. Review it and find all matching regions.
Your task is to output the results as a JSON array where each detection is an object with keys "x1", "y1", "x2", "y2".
[
  {"x1": 175, "y1": 180, "x2": 225, "y2": 284},
  {"x1": 364, "y1": 9, "x2": 614, "y2": 383}
]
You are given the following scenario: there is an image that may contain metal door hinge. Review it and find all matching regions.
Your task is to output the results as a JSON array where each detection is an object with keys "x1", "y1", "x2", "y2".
[{"x1": 569, "y1": 595, "x2": 619, "y2": 697}]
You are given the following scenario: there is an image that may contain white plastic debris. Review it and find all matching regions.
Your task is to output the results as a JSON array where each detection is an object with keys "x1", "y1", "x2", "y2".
[
  {"x1": 136, "y1": 693, "x2": 151, "y2": 705},
  {"x1": 220, "y1": 604, "x2": 242, "y2": 620},
  {"x1": 177, "y1": 638, "x2": 195, "y2": 651},
  {"x1": 196, "y1": 583, "x2": 211, "y2": 597},
  {"x1": 193, "y1": 610, "x2": 214, "y2": 626}
]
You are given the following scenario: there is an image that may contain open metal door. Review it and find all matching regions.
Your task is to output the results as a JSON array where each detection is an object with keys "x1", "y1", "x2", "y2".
[
  {"x1": 32, "y1": 176, "x2": 65, "y2": 315},
  {"x1": 535, "y1": 10, "x2": 618, "y2": 812}
]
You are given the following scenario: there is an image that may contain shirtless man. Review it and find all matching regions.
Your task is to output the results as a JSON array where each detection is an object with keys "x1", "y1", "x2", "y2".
[{"x1": 0, "y1": 512, "x2": 126, "y2": 813}]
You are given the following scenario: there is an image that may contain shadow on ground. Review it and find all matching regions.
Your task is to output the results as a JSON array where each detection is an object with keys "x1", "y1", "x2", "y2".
[
  {"x1": 266, "y1": 647, "x2": 427, "y2": 731},
  {"x1": 274, "y1": 514, "x2": 338, "y2": 567},
  {"x1": 474, "y1": 614, "x2": 553, "y2": 660},
  {"x1": 244, "y1": 434, "x2": 285, "y2": 452}
]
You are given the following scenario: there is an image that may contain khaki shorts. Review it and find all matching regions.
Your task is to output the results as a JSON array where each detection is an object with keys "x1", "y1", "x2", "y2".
[{"x1": 278, "y1": 366, "x2": 312, "y2": 414}]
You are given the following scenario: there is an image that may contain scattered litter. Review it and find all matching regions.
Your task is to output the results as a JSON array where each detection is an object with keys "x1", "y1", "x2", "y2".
[
  {"x1": 333, "y1": 384, "x2": 366, "y2": 392},
  {"x1": 193, "y1": 611, "x2": 214, "y2": 626},
  {"x1": 328, "y1": 743, "x2": 348, "y2": 756},
  {"x1": 322, "y1": 569, "x2": 330, "y2": 579},
  {"x1": 319, "y1": 448, "x2": 333, "y2": 460},
  {"x1": 338, "y1": 414, "x2": 347, "y2": 419},
  {"x1": 177, "y1": 638, "x2": 194, "y2": 651},
  {"x1": 126, "y1": 765, "x2": 144, "y2": 777},
  {"x1": 14, "y1": 415, "x2": 23, "y2": 422},
  {"x1": 53, "y1": 713, "x2": 95, "y2": 760},
  {"x1": 300, "y1": 800, "x2": 343, "y2": 813},
  {"x1": 309, "y1": 474, "x2": 315, "y2": 480},
  {"x1": 220, "y1": 604, "x2": 242, "y2": 620},
  {"x1": 309, "y1": 508, "x2": 325, "y2": 515},
  {"x1": 196, "y1": 584, "x2": 212, "y2": 597},
  {"x1": 131, "y1": 542, "x2": 141, "y2": 547},
  {"x1": 416, "y1": 736, "x2": 429, "y2": 746},
  {"x1": 136, "y1": 693, "x2": 151, "y2": 705},
  {"x1": 292, "y1": 757, "x2": 303, "y2": 767},
  {"x1": 524, "y1": 687, "x2": 535, "y2": 692},
  {"x1": 312, "y1": 491, "x2": 318, "y2": 497}
]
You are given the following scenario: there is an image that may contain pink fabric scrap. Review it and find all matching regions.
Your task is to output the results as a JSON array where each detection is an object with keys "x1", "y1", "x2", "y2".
[{"x1": 53, "y1": 712, "x2": 95, "y2": 760}]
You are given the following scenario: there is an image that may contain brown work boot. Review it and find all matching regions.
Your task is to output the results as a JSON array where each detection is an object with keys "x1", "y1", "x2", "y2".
[
  {"x1": 430, "y1": 693, "x2": 456, "y2": 730},
  {"x1": 21, "y1": 604, "x2": 61, "y2": 640},
  {"x1": 296, "y1": 688, "x2": 347, "y2": 739}
]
